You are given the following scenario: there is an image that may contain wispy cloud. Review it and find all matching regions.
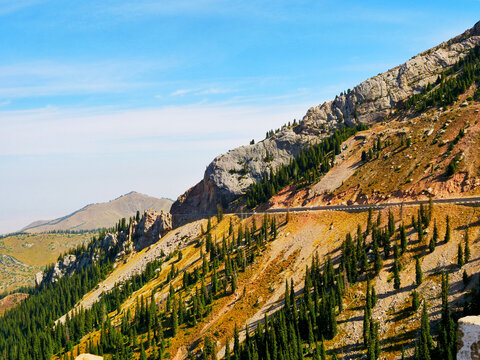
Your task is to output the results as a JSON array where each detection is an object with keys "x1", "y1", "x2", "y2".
[
  {"x1": 95, "y1": 0, "x2": 423, "y2": 26},
  {"x1": 170, "y1": 88, "x2": 197, "y2": 96},
  {"x1": 170, "y1": 87, "x2": 232, "y2": 97},
  {"x1": 0, "y1": 103, "x2": 308, "y2": 156},
  {"x1": 0, "y1": 59, "x2": 174, "y2": 99},
  {"x1": 0, "y1": 0, "x2": 46, "y2": 16}
]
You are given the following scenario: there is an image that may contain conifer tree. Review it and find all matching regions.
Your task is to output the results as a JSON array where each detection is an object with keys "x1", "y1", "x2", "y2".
[
  {"x1": 371, "y1": 286, "x2": 377, "y2": 307},
  {"x1": 429, "y1": 220, "x2": 437, "y2": 253},
  {"x1": 416, "y1": 302, "x2": 433, "y2": 360},
  {"x1": 437, "y1": 272, "x2": 456, "y2": 360},
  {"x1": 366, "y1": 319, "x2": 380, "y2": 360},
  {"x1": 399, "y1": 223, "x2": 407, "y2": 254},
  {"x1": 171, "y1": 300, "x2": 178, "y2": 337},
  {"x1": 140, "y1": 343, "x2": 147, "y2": 360},
  {"x1": 388, "y1": 211, "x2": 395, "y2": 238},
  {"x1": 203, "y1": 336, "x2": 217, "y2": 360},
  {"x1": 363, "y1": 304, "x2": 370, "y2": 349},
  {"x1": 217, "y1": 205, "x2": 224, "y2": 222},
  {"x1": 233, "y1": 325, "x2": 240, "y2": 360},
  {"x1": 458, "y1": 243, "x2": 464, "y2": 267},
  {"x1": 284, "y1": 279, "x2": 291, "y2": 309},
  {"x1": 412, "y1": 290, "x2": 420, "y2": 312},
  {"x1": 363, "y1": 282, "x2": 371, "y2": 348},
  {"x1": 313, "y1": 343, "x2": 320, "y2": 360},
  {"x1": 320, "y1": 340, "x2": 327, "y2": 360},
  {"x1": 415, "y1": 258, "x2": 423, "y2": 286},
  {"x1": 207, "y1": 216, "x2": 212, "y2": 233},
  {"x1": 464, "y1": 229, "x2": 471, "y2": 263},
  {"x1": 444, "y1": 216, "x2": 451, "y2": 243},
  {"x1": 393, "y1": 256, "x2": 401, "y2": 290},
  {"x1": 373, "y1": 237, "x2": 383, "y2": 275}
]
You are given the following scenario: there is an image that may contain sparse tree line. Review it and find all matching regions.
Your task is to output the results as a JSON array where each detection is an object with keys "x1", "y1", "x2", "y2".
[
  {"x1": 265, "y1": 119, "x2": 299, "y2": 139},
  {"x1": 403, "y1": 44, "x2": 480, "y2": 111},
  {"x1": 246, "y1": 124, "x2": 368, "y2": 208},
  {"x1": 1, "y1": 202, "x2": 480, "y2": 360},
  {"x1": 0, "y1": 212, "x2": 283, "y2": 360},
  {"x1": 84, "y1": 214, "x2": 282, "y2": 360},
  {"x1": 217, "y1": 200, "x2": 479, "y2": 360}
]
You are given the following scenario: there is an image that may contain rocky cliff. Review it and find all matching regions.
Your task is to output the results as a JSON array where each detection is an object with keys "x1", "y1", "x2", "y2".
[
  {"x1": 171, "y1": 21, "x2": 480, "y2": 223},
  {"x1": 36, "y1": 210, "x2": 172, "y2": 287}
]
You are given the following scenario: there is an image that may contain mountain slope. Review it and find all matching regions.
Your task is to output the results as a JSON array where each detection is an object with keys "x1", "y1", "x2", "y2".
[
  {"x1": 21, "y1": 191, "x2": 173, "y2": 233},
  {"x1": 4, "y1": 21, "x2": 480, "y2": 360},
  {"x1": 171, "y1": 21, "x2": 480, "y2": 223},
  {"x1": 268, "y1": 88, "x2": 480, "y2": 209}
]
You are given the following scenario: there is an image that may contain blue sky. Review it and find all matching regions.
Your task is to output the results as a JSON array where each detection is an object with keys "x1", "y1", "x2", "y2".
[{"x1": 0, "y1": 1, "x2": 479, "y2": 233}]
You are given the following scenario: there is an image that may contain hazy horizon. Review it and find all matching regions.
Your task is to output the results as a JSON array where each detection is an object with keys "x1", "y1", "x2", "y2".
[{"x1": 1, "y1": 1, "x2": 479, "y2": 234}]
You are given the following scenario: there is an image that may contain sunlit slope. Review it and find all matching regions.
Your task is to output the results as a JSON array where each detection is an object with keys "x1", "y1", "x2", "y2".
[{"x1": 56, "y1": 202, "x2": 480, "y2": 360}]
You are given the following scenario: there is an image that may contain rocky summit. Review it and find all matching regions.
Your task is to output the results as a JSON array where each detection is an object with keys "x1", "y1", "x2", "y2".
[{"x1": 171, "y1": 21, "x2": 480, "y2": 224}]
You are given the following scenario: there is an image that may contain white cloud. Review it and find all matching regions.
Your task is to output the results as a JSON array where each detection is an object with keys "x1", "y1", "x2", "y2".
[
  {"x1": 170, "y1": 87, "x2": 232, "y2": 97},
  {"x1": 0, "y1": 0, "x2": 46, "y2": 16},
  {"x1": 170, "y1": 88, "x2": 197, "y2": 96},
  {"x1": 0, "y1": 59, "x2": 174, "y2": 98},
  {"x1": 0, "y1": 103, "x2": 309, "y2": 157}
]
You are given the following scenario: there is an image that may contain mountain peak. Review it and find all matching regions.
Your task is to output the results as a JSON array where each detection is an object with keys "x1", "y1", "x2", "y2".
[{"x1": 21, "y1": 193, "x2": 173, "y2": 233}]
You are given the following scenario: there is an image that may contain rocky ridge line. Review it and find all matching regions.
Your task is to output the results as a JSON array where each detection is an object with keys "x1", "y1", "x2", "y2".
[{"x1": 171, "y1": 21, "x2": 480, "y2": 224}]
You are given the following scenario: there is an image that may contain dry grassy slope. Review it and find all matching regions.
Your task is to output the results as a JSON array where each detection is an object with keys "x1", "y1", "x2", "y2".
[
  {"x1": 0, "y1": 232, "x2": 93, "y2": 292},
  {"x1": 22, "y1": 191, "x2": 172, "y2": 233},
  {"x1": 58, "y1": 202, "x2": 480, "y2": 360},
  {"x1": 269, "y1": 86, "x2": 480, "y2": 209},
  {"x1": 55, "y1": 219, "x2": 203, "y2": 326},
  {"x1": 0, "y1": 293, "x2": 29, "y2": 316}
]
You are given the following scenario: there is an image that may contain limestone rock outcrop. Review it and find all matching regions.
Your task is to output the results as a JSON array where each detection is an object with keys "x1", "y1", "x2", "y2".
[
  {"x1": 132, "y1": 210, "x2": 172, "y2": 251},
  {"x1": 457, "y1": 316, "x2": 480, "y2": 359},
  {"x1": 171, "y1": 21, "x2": 480, "y2": 224},
  {"x1": 37, "y1": 210, "x2": 172, "y2": 287}
]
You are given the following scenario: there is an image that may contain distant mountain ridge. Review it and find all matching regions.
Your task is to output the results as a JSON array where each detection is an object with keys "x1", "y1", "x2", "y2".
[{"x1": 21, "y1": 191, "x2": 173, "y2": 233}]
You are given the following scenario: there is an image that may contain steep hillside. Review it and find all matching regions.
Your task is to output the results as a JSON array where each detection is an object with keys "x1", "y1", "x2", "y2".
[
  {"x1": 3, "y1": 203, "x2": 479, "y2": 360},
  {"x1": 269, "y1": 88, "x2": 480, "y2": 209},
  {"x1": 171, "y1": 21, "x2": 480, "y2": 223},
  {"x1": 4, "y1": 20, "x2": 480, "y2": 360},
  {"x1": 21, "y1": 191, "x2": 173, "y2": 233}
]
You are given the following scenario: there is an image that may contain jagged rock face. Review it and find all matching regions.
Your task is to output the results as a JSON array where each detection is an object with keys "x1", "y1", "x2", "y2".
[
  {"x1": 38, "y1": 210, "x2": 172, "y2": 286},
  {"x1": 299, "y1": 32, "x2": 480, "y2": 132},
  {"x1": 132, "y1": 210, "x2": 172, "y2": 251},
  {"x1": 171, "y1": 129, "x2": 316, "y2": 220},
  {"x1": 171, "y1": 21, "x2": 480, "y2": 223}
]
